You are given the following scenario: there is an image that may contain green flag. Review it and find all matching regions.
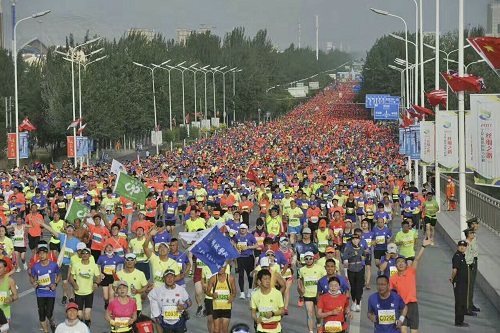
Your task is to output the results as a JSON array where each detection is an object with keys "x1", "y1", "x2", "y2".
[
  {"x1": 113, "y1": 172, "x2": 148, "y2": 205},
  {"x1": 65, "y1": 199, "x2": 90, "y2": 223}
]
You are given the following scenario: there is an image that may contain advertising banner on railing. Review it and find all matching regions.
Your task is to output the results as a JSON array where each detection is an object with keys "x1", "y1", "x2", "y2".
[
  {"x1": 470, "y1": 94, "x2": 500, "y2": 187},
  {"x1": 436, "y1": 111, "x2": 459, "y2": 173},
  {"x1": 420, "y1": 121, "x2": 435, "y2": 166}
]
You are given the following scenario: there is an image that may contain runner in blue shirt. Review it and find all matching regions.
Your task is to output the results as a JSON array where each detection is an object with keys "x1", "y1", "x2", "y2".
[
  {"x1": 30, "y1": 243, "x2": 61, "y2": 333},
  {"x1": 367, "y1": 275, "x2": 407, "y2": 333},
  {"x1": 168, "y1": 238, "x2": 191, "y2": 287},
  {"x1": 372, "y1": 218, "x2": 393, "y2": 272}
]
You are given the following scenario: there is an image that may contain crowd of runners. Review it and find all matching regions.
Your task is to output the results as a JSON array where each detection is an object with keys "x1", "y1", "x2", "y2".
[{"x1": 0, "y1": 81, "x2": 445, "y2": 333}]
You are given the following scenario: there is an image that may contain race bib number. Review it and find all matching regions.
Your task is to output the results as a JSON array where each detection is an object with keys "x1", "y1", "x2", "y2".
[
  {"x1": 163, "y1": 307, "x2": 180, "y2": 320},
  {"x1": 378, "y1": 309, "x2": 396, "y2": 324},
  {"x1": 154, "y1": 271, "x2": 163, "y2": 282},
  {"x1": 114, "y1": 317, "x2": 130, "y2": 326},
  {"x1": 310, "y1": 216, "x2": 319, "y2": 223},
  {"x1": 389, "y1": 265, "x2": 397, "y2": 277},
  {"x1": 402, "y1": 237, "x2": 413, "y2": 247},
  {"x1": 133, "y1": 250, "x2": 145, "y2": 260},
  {"x1": 64, "y1": 248, "x2": 74, "y2": 259},
  {"x1": 215, "y1": 290, "x2": 230, "y2": 302},
  {"x1": 347, "y1": 208, "x2": 354, "y2": 214},
  {"x1": 333, "y1": 228, "x2": 342, "y2": 236},
  {"x1": 103, "y1": 265, "x2": 115, "y2": 275},
  {"x1": 13, "y1": 236, "x2": 23, "y2": 243},
  {"x1": 57, "y1": 202, "x2": 66, "y2": 208},
  {"x1": 256, "y1": 237, "x2": 264, "y2": 246},
  {"x1": 304, "y1": 276, "x2": 317, "y2": 287},
  {"x1": 318, "y1": 241, "x2": 328, "y2": 251},
  {"x1": 0, "y1": 291, "x2": 7, "y2": 304},
  {"x1": 237, "y1": 242, "x2": 247, "y2": 250},
  {"x1": 167, "y1": 207, "x2": 175, "y2": 214},
  {"x1": 324, "y1": 321, "x2": 343, "y2": 332},
  {"x1": 375, "y1": 235, "x2": 385, "y2": 245},
  {"x1": 38, "y1": 273, "x2": 51, "y2": 286}
]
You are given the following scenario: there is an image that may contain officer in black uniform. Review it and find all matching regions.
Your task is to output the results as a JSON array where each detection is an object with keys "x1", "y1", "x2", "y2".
[{"x1": 451, "y1": 240, "x2": 469, "y2": 327}]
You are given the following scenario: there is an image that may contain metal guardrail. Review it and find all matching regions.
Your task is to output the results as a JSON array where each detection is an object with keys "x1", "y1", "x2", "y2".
[{"x1": 440, "y1": 175, "x2": 500, "y2": 233}]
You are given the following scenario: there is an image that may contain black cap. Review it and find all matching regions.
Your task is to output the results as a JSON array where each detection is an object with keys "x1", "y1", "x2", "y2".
[
  {"x1": 351, "y1": 234, "x2": 360, "y2": 239},
  {"x1": 463, "y1": 228, "x2": 475, "y2": 236},
  {"x1": 466, "y1": 217, "x2": 478, "y2": 228},
  {"x1": 457, "y1": 240, "x2": 468, "y2": 247}
]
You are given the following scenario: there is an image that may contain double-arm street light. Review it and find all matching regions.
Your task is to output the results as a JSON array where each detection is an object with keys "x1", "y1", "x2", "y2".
[
  {"x1": 232, "y1": 68, "x2": 243, "y2": 125},
  {"x1": 214, "y1": 67, "x2": 237, "y2": 125},
  {"x1": 371, "y1": 8, "x2": 410, "y2": 109},
  {"x1": 133, "y1": 59, "x2": 171, "y2": 155},
  {"x1": 13, "y1": 9, "x2": 51, "y2": 167}
]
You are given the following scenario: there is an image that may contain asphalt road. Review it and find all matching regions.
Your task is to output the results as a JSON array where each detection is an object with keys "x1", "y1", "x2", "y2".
[{"x1": 9, "y1": 208, "x2": 500, "y2": 333}]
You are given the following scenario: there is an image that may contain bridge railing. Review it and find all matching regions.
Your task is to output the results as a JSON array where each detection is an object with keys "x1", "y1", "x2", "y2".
[{"x1": 440, "y1": 175, "x2": 500, "y2": 234}]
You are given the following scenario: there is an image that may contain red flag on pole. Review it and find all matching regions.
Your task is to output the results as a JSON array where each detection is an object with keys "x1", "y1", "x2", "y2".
[
  {"x1": 67, "y1": 118, "x2": 82, "y2": 130},
  {"x1": 18, "y1": 117, "x2": 36, "y2": 131},
  {"x1": 77, "y1": 124, "x2": 87, "y2": 135},
  {"x1": 411, "y1": 104, "x2": 435, "y2": 117},
  {"x1": 468, "y1": 36, "x2": 500, "y2": 74},
  {"x1": 425, "y1": 89, "x2": 447, "y2": 108},
  {"x1": 441, "y1": 70, "x2": 484, "y2": 93}
]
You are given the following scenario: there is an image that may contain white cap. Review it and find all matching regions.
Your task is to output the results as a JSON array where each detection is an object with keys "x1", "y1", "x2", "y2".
[
  {"x1": 239, "y1": 223, "x2": 248, "y2": 229},
  {"x1": 304, "y1": 251, "x2": 314, "y2": 258},
  {"x1": 387, "y1": 243, "x2": 398, "y2": 254},
  {"x1": 76, "y1": 242, "x2": 86, "y2": 251},
  {"x1": 260, "y1": 257, "x2": 270, "y2": 267}
]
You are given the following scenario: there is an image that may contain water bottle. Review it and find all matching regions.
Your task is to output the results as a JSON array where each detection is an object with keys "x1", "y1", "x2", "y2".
[{"x1": 130, "y1": 284, "x2": 135, "y2": 295}]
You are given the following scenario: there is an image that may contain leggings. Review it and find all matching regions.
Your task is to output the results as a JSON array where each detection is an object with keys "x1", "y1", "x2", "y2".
[
  {"x1": 237, "y1": 256, "x2": 254, "y2": 292},
  {"x1": 347, "y1": 269, "x2": 365, "y2": 304}
]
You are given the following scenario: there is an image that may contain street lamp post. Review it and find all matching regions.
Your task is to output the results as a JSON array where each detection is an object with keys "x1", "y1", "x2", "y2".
[
  {"x1": 212, "y1": 66, "x2": 228, "y2": 124},
  {"x1": 179, "y1": 64, "x2": 203, "y2": 132},
  {"x1": 232, "y1": 69, "x2": 242, "y2": 125},
  {"x1": 371, "y1": 8, "x2": 409, "y2": 108},
  {"x1": 458, "y1": 0, "x2": 467, "y2": 235},
  {"x1": 13, "y1": 9, "x2": 50, "y2": 167},
  {"x1": 195, "y1": 65, "x2": 211, "y2": 124},
  {"x1": 133, "y1": 59, "x2": 171, "y2": 155}
]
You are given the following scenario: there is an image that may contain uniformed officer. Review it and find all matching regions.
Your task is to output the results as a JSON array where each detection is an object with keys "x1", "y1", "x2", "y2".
[
  {"x1": 466, "y1": 218, "x2": 480, "y2": 313},
  {"x1": 451, "y1": 240, "x2": 469, "y2": 327}
]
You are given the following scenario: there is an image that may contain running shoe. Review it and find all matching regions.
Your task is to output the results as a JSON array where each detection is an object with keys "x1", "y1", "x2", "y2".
[
  {"x1": 15, "y1": 267, "x2": 20, "y2": 273},
  {"x1": 195, "y1": 305, "x2": 203, "y2": 317},
  {"x1": 50, "y1": 321, "x2": 56, "y2": 333},
  {"x1": 298, "y1": 297, "x2": 304, "y2": 307},
  {"x1": 61, "y1": 296, "x2": 67, "y2": 305},
  {"x1": 239, "y1": 292, "x2": 246, "y2": 299},
  {"x1": 23, "y1": 262, "x2": 28, "y2": 270}
]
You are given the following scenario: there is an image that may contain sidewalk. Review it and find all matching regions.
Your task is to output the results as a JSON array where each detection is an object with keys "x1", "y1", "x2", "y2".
[{"x1": 436, "y1": 202, "x2": 500, "y2": 312}]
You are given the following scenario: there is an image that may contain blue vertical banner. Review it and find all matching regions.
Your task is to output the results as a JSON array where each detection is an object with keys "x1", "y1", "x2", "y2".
[
  {"x1": 76, "y1": 136, "x2": 88, "y2": 158},
  {"x1": 88, "y1": 138, "x2": 94, "y2": 152},
  {"x1": 399, "y1": 128, "x2": 405, "y2": 155},
  {"x1": 19, "y1": 132, "x2": 29, "y2": 159},
  {"x1": 404, "y1": 128, "x2": 411, "y2": 156},
  {"x1": 409, "y1": 124, "x2": 421, "y2": 160}
]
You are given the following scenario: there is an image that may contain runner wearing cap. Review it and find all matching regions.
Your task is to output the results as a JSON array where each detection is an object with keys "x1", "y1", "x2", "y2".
[
  {"x1": 389, "y1": 237, "x2": 431, "y2": 333},
  {"x1": 149, "y1": 268, "x2": 192, "y2": 333},
  {"x1": 316, "y1": 247, "x2": 340, "y2": 273},
  {"x1": 233, "y1": 223, "x2": 258, "y2": 299},
  {"x1": 69, "y1": 246, "x2": 101, "y2": 327},
  {"x1": 298, "y1": 250, "x2": 323, "y2": 333},
  {"x1": 252, "y1": 256, "x2": 285, "y2": 292},
  {"x1": 30, "y1": 243, "x2": 60, "y2": 333},
  {"x1": 379, "y1": 244, "x2": 399, "y2": 279},
  {"x1": 116, "y1": 253, "x2": 149, "y2": 317},
  {"x1": 344, "y1": 234, "x2": 365, "y2": 312},
  {"x1": 317, "y1": 258, "x2": 350, "y2": 298},
  {"x1": 315, "y1": 219, "x2": 332, "y2": 258},
  {"x1": 54, "y1": 303, "x2": 90, "y2": 333},
  {"x1": 105, "y1": 280, "x2": 138, "y2": 333}
]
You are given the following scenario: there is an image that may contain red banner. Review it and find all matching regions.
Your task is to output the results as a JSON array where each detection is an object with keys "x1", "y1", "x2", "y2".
[
  {"x1": 67, "y1": 136, "x2": 75, "y2": 158},
  {"x1": 7, "y1": 133, "x2": 16, "y2": 159}
]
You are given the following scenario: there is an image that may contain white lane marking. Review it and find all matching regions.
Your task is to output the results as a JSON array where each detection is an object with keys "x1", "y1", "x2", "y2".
[
  {"x1": 350, "y1": 310, "x2": 361, "y2": 333},
  {"x1": 18, "y1": 287, "x2": 35, "y2": 298}
]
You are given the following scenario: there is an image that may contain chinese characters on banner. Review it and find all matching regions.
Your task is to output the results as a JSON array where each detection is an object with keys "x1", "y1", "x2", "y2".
[
  {"x1": 67, "y1": 136, "x2": 75, "y2": 158},
  {"x1": 470, "y1": 95, "x2": 500, "y2": 186},
  {"x1": 7, "y1": 133, "x2": 29, "y2": 159},
  {"x1": 76, "y1": 136, "x2": 88, "y2": 158},
  {"x1": 409, "y1": 124, "x2": 421, "y2": 161},
  {"x1": 436, "y1": 111, "x2": 459, "y2": 173},
  {"x1": 419, "y1": 121, "x2": 435, "y2": 166},
  {"x1": 7, "y1": 133, "x2": 16, "y2": 159}
]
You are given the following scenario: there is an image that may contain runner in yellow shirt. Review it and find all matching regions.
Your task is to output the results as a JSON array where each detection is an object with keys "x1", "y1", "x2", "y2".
[{"x1": 251, "y1": 269, "x2": 285, "y2": 333}]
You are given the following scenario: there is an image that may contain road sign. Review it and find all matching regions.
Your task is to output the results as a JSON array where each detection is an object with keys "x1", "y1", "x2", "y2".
[
  {"x1": 365, "y1": 94, "x2": 390, "y2": 108},
  {"x1": 374, "y1": 103, "x2": 399, "y2": 120}
]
